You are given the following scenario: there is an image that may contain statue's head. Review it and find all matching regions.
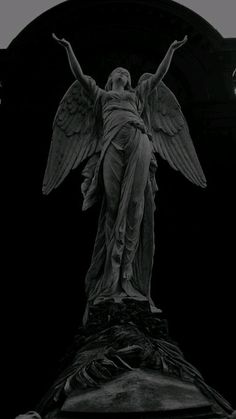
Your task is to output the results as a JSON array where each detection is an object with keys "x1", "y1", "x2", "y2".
[
  {"x1": 137, "y1": 72, "x2": 153, "y2": 85},
  {"x1": 105, "y1": 67, "x2": 132, "y2": 91}
]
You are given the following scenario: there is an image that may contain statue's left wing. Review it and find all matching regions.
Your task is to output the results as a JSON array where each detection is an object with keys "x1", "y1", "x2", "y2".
[
  {"x1": 142, "y1": 81, "x2": 207, "y2": 188},
  {"x1": 42, "y1": 78, "x2": 102, "y2": 195}
]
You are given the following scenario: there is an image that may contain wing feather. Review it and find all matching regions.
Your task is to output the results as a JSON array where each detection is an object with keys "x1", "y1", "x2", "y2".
[
  {"x1": 142, "y1": 79, "x2": 207, "y2": 188},
  {"x1": 156, "y1": 132, "x2": 179, "y2": 171},
  {"x1": 54, "y1": 134, "x2": 80, "y2": 188},
  {"x1": 43, "y1": 80, "x2": 102, "y2": 195},
  {"x1": 171, "y1": 137, "x2": 200, "y2": 184}
]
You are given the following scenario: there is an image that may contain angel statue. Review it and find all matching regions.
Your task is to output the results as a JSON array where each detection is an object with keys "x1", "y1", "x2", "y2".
[{"x1": 43, "y1": 33, "x2": 206, "y2": 322}]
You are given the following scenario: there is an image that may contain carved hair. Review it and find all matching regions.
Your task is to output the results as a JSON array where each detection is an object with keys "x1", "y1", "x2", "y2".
[{"x1": 105, "y1": 67, "x2": 133, "y2": 91}]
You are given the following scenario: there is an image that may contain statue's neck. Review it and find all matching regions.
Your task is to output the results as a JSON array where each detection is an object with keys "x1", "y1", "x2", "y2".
[{"x1": 112, "y1": 81, "x2": 125, "y2": 92}]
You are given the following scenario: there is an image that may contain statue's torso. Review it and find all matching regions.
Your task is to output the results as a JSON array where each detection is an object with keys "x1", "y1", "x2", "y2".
[{"x1": 100, "y1": 90, "x2": 146, "y2": 148}]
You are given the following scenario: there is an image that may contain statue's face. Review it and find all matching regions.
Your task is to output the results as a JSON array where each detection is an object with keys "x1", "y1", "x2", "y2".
[{"x1": 110, "y1": 67, "x2": 131, "y2": 88}]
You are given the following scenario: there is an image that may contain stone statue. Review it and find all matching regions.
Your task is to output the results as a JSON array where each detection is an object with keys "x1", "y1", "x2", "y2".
[
  {"x1": 43, "y1": 33, "x2": 206, "y2": 323},
  {"x1": 17, "y1": 33, "x2": 234, "y2": 419}
]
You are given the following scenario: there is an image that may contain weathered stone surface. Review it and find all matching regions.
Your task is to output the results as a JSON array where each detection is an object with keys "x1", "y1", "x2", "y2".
[
  {"x1": 37, "y1": 301, "x2": 233, "y2": 418},
  {"x1": 62, "y1": 369, "x2": 211, "y2": 413}
]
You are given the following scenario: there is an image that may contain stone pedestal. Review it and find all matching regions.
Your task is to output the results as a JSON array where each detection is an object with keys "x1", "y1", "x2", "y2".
[
  {"x1": 62, "y1": 369, "x2": 215, "y2": 414},
  {"x1": 39, "y1": 301, "x2": 232, "y2": 419}
]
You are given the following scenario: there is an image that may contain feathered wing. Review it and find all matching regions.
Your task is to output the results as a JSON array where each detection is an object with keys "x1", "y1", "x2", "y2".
[
  {"x1": 42, "y1": 79, "x2": 102, "y2": 195},
  {"x1": 143, "y1": 81, "x2": 207, "y2": 188}
]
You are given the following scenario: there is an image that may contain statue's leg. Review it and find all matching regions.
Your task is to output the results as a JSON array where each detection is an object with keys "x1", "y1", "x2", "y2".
[
  {"x1": 103, "y1": 144, "x2": 124, "y2": 245},
  {"x1": 92, "y1": 143, "x2": 128, "y2": 298},
  {"x1": 122, "y1": 133, "x2": 152, "y2": 280}
]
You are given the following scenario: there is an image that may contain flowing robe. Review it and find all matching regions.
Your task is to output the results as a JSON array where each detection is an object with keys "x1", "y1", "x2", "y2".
[{"x1": 82, "y1": 80, "x2": 159, "y2": 321}]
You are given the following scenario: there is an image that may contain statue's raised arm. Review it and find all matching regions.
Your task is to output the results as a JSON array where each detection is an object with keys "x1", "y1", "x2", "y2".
[
  {"x1": 42, "y1": 35, "x2": 102, "y2": 195},
  {"x1": 52, "y1": 33, "x2": 91, "y2": 91},
  {"x1": 144, "y1": 35, "x2": 188, "y2": 93}
]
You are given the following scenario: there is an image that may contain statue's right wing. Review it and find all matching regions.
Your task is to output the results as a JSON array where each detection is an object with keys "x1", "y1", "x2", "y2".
[
  {"x1": 42, "y1": 79, "x2": 102, "y2": 195},
  {"x1": 149, "y1": 82, "x2": 207, "y2": 187},
  {"x1": 137, "y1": 75, "x2": 206, "y2": 188}
]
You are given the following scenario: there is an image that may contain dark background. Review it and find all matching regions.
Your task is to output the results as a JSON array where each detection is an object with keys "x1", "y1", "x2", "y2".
[{"x1": 1, "y1": 1, "x2": 235, "y2": 417}]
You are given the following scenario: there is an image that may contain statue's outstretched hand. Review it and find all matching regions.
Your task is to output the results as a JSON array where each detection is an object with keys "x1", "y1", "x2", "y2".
[
  {"x1": 52, "y1": 33, "x2": 70, "y2": 48},
  {"x1": 171, "y1": 35, "x2": 188, "y2": 50}
]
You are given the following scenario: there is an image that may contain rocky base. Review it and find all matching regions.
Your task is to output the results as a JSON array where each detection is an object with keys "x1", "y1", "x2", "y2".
[
  {"x1": 34, "y1": 300, "x2": 233, "y2": 419},
  {"x1": 61, "y1": 369, "x2": 220, "y2": 413}
]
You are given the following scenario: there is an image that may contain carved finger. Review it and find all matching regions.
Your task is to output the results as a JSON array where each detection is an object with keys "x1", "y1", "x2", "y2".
[{"x1": 52, "y1": 33, "x2": 60, "y2": 41}]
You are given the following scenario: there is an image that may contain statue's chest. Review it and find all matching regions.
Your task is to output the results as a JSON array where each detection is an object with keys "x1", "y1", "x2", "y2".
[{"x1": 102, "y1": 91, "x2": 136, "y2": 106}]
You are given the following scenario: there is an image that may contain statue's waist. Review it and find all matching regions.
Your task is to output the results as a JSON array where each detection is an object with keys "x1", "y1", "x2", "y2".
[{"x1": 104, "y1": 111, "x2": 147, "y2": 134}]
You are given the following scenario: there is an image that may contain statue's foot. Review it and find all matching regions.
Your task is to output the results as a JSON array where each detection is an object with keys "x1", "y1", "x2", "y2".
[
  {"x1": 151, "y1": 305, "x2": 163, "y2": 314},
  {"x1": 14, "y1": 412, "x2": 41, "y2": 419}
]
